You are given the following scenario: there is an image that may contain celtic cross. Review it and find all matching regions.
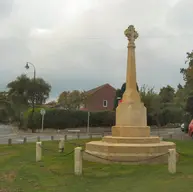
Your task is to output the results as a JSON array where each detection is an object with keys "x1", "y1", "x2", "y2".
[{"x1": 124, "y1": 25, "x2": 138, "y2": 44}]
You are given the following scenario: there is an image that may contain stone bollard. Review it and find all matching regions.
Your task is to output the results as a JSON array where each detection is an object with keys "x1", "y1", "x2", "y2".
[
  {"x1": 58, "y1": 138, "x2": 64, "y2": 153},
  {"x1": 77, "y1": 132, "x2": 80, "y2": 140},
  {"x1": 74, "y1": 147, "x2": 82, "y2": 176},
  {"x1": 37, "y1": 136, "x2": 40, "y2": 142},
  {"x1": 168, "y1": 149, "x2": 176, "y2": 174},
  {"x1": 23, "y1": 137, "x2": 27, "y2": 144},
  {"x1": 51, "y1": 136, "x2": 54, "y2": 141},
  {"x1": 8, "y1": 138, "x2": 12, "y2": 146},
  {"x1": 36, "y1": 142, "x2": 42, "y2": 162}
]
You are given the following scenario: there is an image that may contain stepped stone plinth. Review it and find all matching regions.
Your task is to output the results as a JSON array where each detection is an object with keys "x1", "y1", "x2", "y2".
[{"x1": 83, "y1": 25, "x2": 176, "y2": 164}]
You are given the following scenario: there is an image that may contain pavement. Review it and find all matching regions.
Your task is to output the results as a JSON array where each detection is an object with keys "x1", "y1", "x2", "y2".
[{"x1": 0, "y1": 124, "x2": 189, "y2": 145}]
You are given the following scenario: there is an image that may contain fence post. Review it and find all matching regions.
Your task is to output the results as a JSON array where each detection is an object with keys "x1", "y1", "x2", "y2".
[
  {"x1": 23, "y1": 137, "x2": 27, "y2": 144},
  {"x1": 64, "y1": 134, "x2": 67, "y2": 141},
  {"x1": 58, "y1": 138, "x2": 64, "y2": 153},
  {"x1": 74, "y1": 147, "x2": 82, "y2": 176},
  {"x1": 36, "y1": 142, "x2": 42, "y2": 162},
  {"x1": 77, "y1": 132, "x2": 80, "y2": 140},
  {"x1": 8, "y1": 138, "x2": 12, "y2": 146},
  {"x1": 168, "y1": 149, "x2": 176, "y2": 174},
  {"x1": 37, "y1": 136, "x2": 40, "y2": 142},
  {"x1": 51, "y1": 136, "x2": 54, "y2": 141}
]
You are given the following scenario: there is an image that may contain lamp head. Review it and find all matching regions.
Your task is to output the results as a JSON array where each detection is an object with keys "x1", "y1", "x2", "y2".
[{"x1": 25, "y1": 62, "x2": 29, "y2": 69}]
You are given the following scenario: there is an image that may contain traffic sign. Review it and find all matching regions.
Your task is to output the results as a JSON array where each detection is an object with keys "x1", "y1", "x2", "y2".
[{"x1": 40, "y1": 108, "x2": 46, "y2": 116}]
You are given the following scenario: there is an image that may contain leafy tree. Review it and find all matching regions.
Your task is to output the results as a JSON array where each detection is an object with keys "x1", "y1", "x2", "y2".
[
  {"x1": 113, "y1": 82, "x2": 139, "y2": 109},
  {"x1": 149, "y1": 94, "x2": 162, "y2": 127},
  {"x1": 7, "y1": 74, "x2": 51, "y2": 106},
  {"x1": 113, "y1": 89, "x2": 122, "y2": 109},
  {"x1": 140, "y1": 85, "x2": 162, "y2": 126},
  {"x1": 159, "y1": 85, "x2": 175, "y2": 103},
  {"x1": 58, "y1": 90, "x2": 86, "y2": 110},
  {"x1": 180, "y1": 51, "x2": 193, "y2": 89},
  {"x1": 6, "y1": 74, "x2": 51, "y2": 128},
  {"x1": 185, "y1": 95, "x2": 193, "y2": 117}
]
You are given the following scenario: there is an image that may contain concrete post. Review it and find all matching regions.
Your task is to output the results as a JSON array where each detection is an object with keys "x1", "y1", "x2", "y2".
[
  {"x1": 168, "y1": 149, "x2": 176, "y2": 174},
  {"x1": 89, "y1": 133, "x2": 92, "y2": 140},
  {"x1": 8, "y1": 138, "x2": 12, "y2": 146},
  {"x1": 36, "y1": 142, "x2": 42, "y2": 162},
  {"x1": 51, "y1": 136, "x2": 54, "y2": 141},
  {"x1": 74, "y1": 147, "x2": 82, "y2": 176},
  {"x1": 58, "y1": 138, "x2": 64, "y2": 153}
]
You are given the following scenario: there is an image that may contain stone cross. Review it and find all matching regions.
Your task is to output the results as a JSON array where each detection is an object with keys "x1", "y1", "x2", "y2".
[{"x1": 124, "y1": 25, "x2": 138, "y2": 44}]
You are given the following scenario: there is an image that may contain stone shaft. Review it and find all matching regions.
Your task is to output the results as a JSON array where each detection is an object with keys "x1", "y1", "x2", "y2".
[{"x1": 122, "y1": 25, "x2": 140, "y2": 104}]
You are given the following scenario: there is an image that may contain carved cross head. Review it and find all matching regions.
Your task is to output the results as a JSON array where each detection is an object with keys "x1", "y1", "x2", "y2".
[{"x1": 124, "y1": 25, "x2": 138, "y2": 43}]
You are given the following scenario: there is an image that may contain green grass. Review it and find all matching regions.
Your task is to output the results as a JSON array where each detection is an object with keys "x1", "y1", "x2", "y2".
[{"x1": 1, "y1": 139, "x2": 193, "y2": 192}]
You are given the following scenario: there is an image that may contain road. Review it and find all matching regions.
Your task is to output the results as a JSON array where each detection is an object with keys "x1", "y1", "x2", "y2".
[{"x1": 0, "y1": 124, "x2": 187, "y2": 144}]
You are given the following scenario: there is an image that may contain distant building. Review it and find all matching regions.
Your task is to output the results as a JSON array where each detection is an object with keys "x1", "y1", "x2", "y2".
[{"x1": 80, "y1": 83, "x2": 116, "y2": 112}]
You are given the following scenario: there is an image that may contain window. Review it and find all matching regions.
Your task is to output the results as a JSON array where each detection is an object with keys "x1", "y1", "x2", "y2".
[{"x1": 103, "y1": 100, "x2": 108, "y2": 107}]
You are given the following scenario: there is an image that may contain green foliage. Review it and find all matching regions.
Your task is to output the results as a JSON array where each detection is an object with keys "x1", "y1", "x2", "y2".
[
  {"x1": 113, "y1": 89, "x2": 121, "y2": 110},
  {"x1": 7, "y1": 74, "x2": 51, "y2": 106},
  {"x1": 58, "y1": 90, "x2": 86, "y2": 110},
  {"x1": 159, "y1": 85, "x2": 175, "y2": 103},
  {"x1": 24, "y1": 109, "x2": 115, "y2": 129},
  {"x1": 113, "y1": 82, "x2": 139, "y2": 109}
]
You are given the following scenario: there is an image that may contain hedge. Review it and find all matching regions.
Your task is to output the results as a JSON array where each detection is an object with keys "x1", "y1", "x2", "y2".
[{"x1": 24, "y1": 108, "x2": 115, "y2": 129}]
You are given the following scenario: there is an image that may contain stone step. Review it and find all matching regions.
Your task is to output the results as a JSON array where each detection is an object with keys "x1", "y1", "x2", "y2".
[
  {"x1": 102, "y1": 136, "x2": 160, "y2": 144},
  {"x1": 83, "y1": 150, "x2": 170, "y2": 164},
  {"x1": 85, "y1": 141, "x2": 175, "y2": 154}
]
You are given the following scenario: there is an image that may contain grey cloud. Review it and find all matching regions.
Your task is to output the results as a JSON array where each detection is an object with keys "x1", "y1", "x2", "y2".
[
  {"x1": 0, "y1": 0, "x2": 191, "y2": 100},
  {"x1": 0, "y1": 0, "x2": 13, "y2": 19},
  {"x1": 167, "y1": 0, "x2": 193, "y2": 34}
]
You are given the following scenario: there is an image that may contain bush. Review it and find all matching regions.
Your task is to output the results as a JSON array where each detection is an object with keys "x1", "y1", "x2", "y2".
[{"x1": 23, "y1": 109, "x2": 115, "y2": 129}]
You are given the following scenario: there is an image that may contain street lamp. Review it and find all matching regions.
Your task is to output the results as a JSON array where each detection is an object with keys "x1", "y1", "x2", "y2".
[{"x1": 25, "y1": 62, "x2": 36, "y2": 132}]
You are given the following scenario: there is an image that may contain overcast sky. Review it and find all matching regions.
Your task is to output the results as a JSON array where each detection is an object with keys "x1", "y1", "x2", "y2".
[{"x1": 0, "y1": 0, "x2": 192, "y2": 101}]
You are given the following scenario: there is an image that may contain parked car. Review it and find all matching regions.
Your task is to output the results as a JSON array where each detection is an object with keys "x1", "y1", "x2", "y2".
[
  {"x1": 188, "y1": 120, "x2": 193, "y2": 138},
  {"x1": 181, "y1": 123, "x2": 185, "y2": 132}
]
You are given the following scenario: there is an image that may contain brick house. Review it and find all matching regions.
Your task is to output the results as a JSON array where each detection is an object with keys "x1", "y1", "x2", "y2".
[{"x1": 80, "y1": 83, "x2": 116, "y2": 112}]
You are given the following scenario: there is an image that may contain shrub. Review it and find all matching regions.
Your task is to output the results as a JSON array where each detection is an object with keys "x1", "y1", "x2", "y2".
[{"x1": 23, "y1": 109, "x2": 115, "y2": 130}]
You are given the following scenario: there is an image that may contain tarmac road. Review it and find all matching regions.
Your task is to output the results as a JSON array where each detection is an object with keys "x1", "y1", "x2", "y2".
[{"x1": 0, "y1": 124, "x2": 188, "y2": 144}]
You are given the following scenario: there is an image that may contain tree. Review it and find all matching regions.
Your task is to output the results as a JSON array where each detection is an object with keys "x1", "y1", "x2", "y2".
[
  {"x1": 7, "y1": 74, "x2": 51, "y2": 106},
  {"x1": 180, "y1": 51, "x2": 193, "y2": 88},
  {"x1": 113, "y1": 82, "x2": 139, "y2": 109},
  {"x1": 58, "y1": 90, "x2": 86, "y2": 110},
  {"x1": 113, "y1": 89, "x2": 121, "y2": 109},
  {"x1": 0, "y1": 92, "x2": 14, "y2": 123},
  {"x1": 140, "y1": 85, "x2": 162, "y2": 126},
  {"x1": 6, "y1": 74, "x2": 51, "y2": 126},
  {"x1": 159, "y1": 85, "x2": 175, "y2": 103}
]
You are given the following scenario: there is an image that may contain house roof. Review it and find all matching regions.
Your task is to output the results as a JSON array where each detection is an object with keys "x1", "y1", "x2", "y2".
[{"x1": 85, "y1": 83, "x2": 116, "y2": 96}]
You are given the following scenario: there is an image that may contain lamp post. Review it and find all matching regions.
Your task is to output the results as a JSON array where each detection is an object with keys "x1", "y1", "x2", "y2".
[{"x1": 25, "y1": 62, "x2": 36, "y2": 132}]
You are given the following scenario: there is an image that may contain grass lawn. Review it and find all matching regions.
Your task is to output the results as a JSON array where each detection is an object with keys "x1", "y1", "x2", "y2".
[{"x1": 1, "y1": 138, "x2": 193, "y2": 192}]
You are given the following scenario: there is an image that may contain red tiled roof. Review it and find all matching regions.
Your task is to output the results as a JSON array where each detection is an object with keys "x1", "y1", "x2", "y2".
[{"x1": 85, "y1": 83, "x2": 115, "y2": 96}]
